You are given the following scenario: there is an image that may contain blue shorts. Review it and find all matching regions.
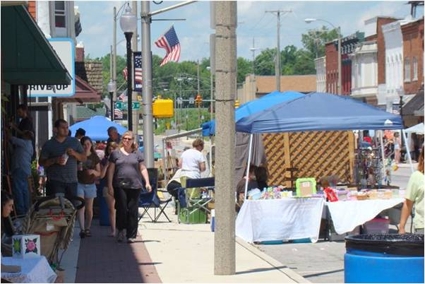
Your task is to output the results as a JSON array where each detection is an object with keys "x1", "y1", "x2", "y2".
[{"x1": 77, "y1": 183, "x2": 97, "y2": 199}]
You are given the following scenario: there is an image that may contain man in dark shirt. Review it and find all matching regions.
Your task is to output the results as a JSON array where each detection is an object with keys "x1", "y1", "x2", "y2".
[
  {"x1": 75, "y1": 128, "x2": 86, "y2": 141},
  {"x1": 10, "y1": 104, "x2": 35, "y2": 161},
  {"x1": 39, "y1": 119, "x2": 87, "y2": 199},
  {"x1": 107, "y1": 126, "x2": 121, "y2": 144},
  {"x1": 16, "y1": 104, "x2": 34, "y2": 135}
]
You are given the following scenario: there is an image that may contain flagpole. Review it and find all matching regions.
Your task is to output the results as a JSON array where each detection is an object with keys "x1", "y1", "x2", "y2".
[
  {"x1": 142, "y1": 0, "x2": 198, "y2": 168},
  {"x1": 141, "y1": 1, "x2": 154, "y2": 168}
]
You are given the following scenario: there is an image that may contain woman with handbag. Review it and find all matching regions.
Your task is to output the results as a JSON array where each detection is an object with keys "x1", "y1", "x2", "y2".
[
  {"x1": 107, "y1": 131, "x2": 151, "y2": 243},
  {"x1": 77, "y1": 136, "x2": 101, "y2": 238}
]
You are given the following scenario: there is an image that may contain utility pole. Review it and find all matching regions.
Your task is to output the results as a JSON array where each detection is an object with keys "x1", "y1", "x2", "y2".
[
  {"x1": 141, "y1": 1, "x2": 154, "y2": 167},
  {"x1": 250, "y1": 38, "x2": 258, "y2": 99},
  {"x1": 213, "y1": 1, "x2": 237, "y2": 275},
  {"x1": 265, "y1": 9, "x2": 291, "y2": 92},
  {"x1": 197, "y1": 60, "x2": 201, "y2": 126},
  {"x1": 141, "y1": 0, "x2": 197, "y2": 168}
]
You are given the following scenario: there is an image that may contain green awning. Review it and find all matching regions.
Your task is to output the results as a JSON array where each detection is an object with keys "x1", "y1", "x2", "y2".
[{"x1": 1, "y1": 5, "x2": 71, "y2": 85}]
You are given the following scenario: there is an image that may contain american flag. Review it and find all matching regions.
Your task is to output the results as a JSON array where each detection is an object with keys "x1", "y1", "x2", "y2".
[
  {"x1": 122, "y1": 59, "x2": 142, "y2": 84},
  {"x1": 122, "y1": 67, "x2": 128, "y2": 81},
  {"x1": 118, "y1": 90, "x2": 128, "y2": 102},
  {"x1": 133, "y1": 52, "x2": 142, "y2": 92},
  {"x1": 134, "y1": 54, "x2": 142, "y2": 84},
  {"x1": 155, "y1": 25, "x2": 181, "y2": 67},
  {"x1": 114, "y1": 108, "x2": 123, "y2": 119}
]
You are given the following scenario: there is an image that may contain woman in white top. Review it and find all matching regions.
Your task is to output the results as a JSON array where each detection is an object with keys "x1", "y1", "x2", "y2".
[
  {"x1": 178, "y1": 138, "x2": 206, "y2": 179},
  {"x1": 394, "y1": 132, "x2": 402, "y2": 164}
]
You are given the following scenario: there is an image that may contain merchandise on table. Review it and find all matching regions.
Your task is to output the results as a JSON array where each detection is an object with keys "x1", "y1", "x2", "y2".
[{"x1": 247, "y1": 186, "x2": 295, "y2": 200}]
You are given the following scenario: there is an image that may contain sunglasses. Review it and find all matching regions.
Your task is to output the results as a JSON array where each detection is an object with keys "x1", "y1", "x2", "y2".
[{"x1": 122, "y1": 137, "x2": 133, "y2": 141}]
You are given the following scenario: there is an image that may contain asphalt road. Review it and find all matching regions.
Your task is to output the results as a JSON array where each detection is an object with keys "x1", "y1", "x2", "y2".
[{"x1": 258, "y1": 164, "x2": 414, "y2": 283}]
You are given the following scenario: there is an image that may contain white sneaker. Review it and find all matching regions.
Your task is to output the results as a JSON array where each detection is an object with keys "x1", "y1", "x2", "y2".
[{"x1": 116, "y1": 230, "x2": 125, "y2": 242}]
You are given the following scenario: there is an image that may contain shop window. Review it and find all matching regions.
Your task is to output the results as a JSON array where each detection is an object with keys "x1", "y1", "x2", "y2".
[
  {"x1": 404, "y1": 57, "x2": 411, "y2": 82},
  {"x1": 55, "y1": 1, "x2": 66, "y2": 28}
]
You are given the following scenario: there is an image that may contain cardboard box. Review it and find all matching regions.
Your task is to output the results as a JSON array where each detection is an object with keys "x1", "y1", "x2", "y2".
[{"x1": 12, "y1": 234, "x2": 41, "y2": 258}]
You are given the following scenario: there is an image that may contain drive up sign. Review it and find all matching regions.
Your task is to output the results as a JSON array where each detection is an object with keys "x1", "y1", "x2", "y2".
[{"x1": 28, "y1": 38, "x2": 75, "y2": 97}]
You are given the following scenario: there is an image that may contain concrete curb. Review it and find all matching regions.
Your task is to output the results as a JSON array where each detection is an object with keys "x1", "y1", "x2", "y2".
[{"x1": 236, "y1": 237, "x2": 310, "y2": 283}]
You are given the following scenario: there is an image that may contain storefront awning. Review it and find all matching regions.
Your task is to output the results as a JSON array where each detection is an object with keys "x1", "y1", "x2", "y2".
[
  {"x1": 55, "y1": 76, "x2": 101, "y2": 104},
  {"x1": 402, "y1": 89, "x2": 424, "y2": 116},
  {"x1": 1, "y1": 5, "x2": 71, "y2": 85}
]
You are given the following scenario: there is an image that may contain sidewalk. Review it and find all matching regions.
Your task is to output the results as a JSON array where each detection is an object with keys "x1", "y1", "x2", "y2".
[
  {"x1": 65, "y1": 205, "x2": 308, "y2": 283},
  {"x1": 139, "y1": 208, "x2": 307, "y2": 283}
]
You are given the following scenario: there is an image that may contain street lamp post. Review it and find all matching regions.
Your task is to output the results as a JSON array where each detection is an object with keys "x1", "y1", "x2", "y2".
[
  {"x1": 305, "y1": 18, "x2": 341, "y2": 95},
  {"x1": 107, "y1": 80, "x2": 116, "y2": 121},
  {"x1": 120, "y1": 5, "x2": 137, "y2": 131},
  {"x1": 397, "y1": 87, "x2": 405, "y2": 128}
]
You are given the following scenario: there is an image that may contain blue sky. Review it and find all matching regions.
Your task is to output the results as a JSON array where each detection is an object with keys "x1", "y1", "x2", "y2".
[{"x1": 75, "y1": 0, "x2": 422, "y2": 61}]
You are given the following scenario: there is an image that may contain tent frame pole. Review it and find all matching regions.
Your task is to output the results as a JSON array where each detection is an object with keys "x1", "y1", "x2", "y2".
[
  {"x1": 402, "y1": 130, "x2": 414, "y2": 173},
  {"x1": 379, "y1": 130, "x2": 387, "y2": 185},
  {"x1": 244, "y1": 134, "x2": 254, "y2": 199}
]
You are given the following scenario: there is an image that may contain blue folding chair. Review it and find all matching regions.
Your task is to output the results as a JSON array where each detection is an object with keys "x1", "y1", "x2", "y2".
[{"x1": 138, "y1": 168, "x2": 172, "y2": 223}]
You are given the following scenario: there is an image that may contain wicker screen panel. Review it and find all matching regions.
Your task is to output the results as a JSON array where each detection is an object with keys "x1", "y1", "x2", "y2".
[{"x1": 262, "y1": 131, "x2": 354, "y2": 188}]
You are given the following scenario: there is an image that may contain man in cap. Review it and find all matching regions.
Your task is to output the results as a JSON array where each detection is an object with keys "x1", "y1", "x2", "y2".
[
  {"x1": 75, "y1": 128, "x2": 86, "y2": 141},
  {"x1": 107, "y1": 126, "x2": 121, "y2": 144}
]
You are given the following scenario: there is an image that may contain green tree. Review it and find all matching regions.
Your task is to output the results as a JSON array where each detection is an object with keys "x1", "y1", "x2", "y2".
[
  {"x1": 254, "y1": 48, "x2": 277, "y2": 75},
  {"x1": 301, "y1": 26, "x2": 339, "y2": 59},
  {"x1": 280, "y1": 45, "x2": 298, "y2": 75},
  {"x1": 237, "y1": 57, "x2": 252, "y2": 83},
  {"x1": 293, "y1": 49, "x2": 316, "y2": 75}
]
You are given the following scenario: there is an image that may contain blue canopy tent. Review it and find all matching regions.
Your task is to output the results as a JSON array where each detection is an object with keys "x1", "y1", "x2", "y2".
[
  {"x1": 236, "y1": 92, "x2": 403, "y2": 133},
  {"x1": 235, "y1": 92, "x2": 407, "y2": 198},
  {"x1": 202, "y1": 90, "x2": 305, "y2": 184},
  {"x1": 70, "y1": 116, "x2": 127, "y2": 141},
  {"x1": 202, "y1": 90, "x2": 304, "y2": 136}
]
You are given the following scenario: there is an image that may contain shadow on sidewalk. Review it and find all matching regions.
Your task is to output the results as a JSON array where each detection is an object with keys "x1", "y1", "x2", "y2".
[{"x1": 75, "y1": 220, "x2": 162, "y2": 283}]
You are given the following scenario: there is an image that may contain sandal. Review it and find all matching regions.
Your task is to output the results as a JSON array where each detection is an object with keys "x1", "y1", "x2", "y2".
[
  {"x1": 79, "y1": 230, "x2": 86, "y2": 238},
  {"x1": 85, "y1": 229, "x2": 92, "y2": 237}
]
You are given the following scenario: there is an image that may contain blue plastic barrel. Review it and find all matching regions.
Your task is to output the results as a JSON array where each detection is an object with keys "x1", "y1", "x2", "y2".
[{"x1": 344, "y1": 234, "x2": 424, "y2": 283}]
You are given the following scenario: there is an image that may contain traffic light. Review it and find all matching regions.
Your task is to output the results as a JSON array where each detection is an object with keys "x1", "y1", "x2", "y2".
[
  {"x1": 235, "y1": 99, "x2": 240, "y2": 108},
  {"x1": 195, "y1": 94, "x2": 202, "y2": 107}
]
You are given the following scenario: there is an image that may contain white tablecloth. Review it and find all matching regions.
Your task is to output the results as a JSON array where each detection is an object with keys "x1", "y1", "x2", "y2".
[
  {"x1": 1, "y1": 256, "x2": 57, "y2": 283},
  {"x1": 326, "y1": 198, "x2": 404, "y2": 234},
  {"x1": 236, "y1": 198, "x2": 325, "y2": 243}
]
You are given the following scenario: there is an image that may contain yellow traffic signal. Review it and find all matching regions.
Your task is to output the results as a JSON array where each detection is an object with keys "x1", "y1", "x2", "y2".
[
  {"x1": 195, "y1": 94, "x2": 202, "y2": 107},
  {"x1": 235, "y1": 99, "x2": 240, "y2": 108}
]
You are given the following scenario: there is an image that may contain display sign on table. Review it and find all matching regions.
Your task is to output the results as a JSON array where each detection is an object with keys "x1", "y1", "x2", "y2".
[{"x1": 12, "y1": 234, "x2": 40, "y2": 258}]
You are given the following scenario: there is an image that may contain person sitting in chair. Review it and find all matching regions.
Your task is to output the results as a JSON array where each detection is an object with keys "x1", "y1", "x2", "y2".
[
  {"x1": 1, "y1": 191, "x2": 21, "y2": 273},
  {"x1": 166, "y1": 169, "x2": 184, "y2": 199},
  {"x1": 178, "y1": 139, "x2": 206, "y2": 179},
  {"x1": 235, "y1": 164, "x2": 259, "y2": 212},
  {"x1": 255, "y1": 166, "x2": 269, "y2": 191}
]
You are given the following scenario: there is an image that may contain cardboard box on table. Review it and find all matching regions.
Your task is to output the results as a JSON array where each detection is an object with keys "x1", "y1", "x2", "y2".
[{"x1": 12, "y1": 234, "x2": 41, "y2": 258}]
